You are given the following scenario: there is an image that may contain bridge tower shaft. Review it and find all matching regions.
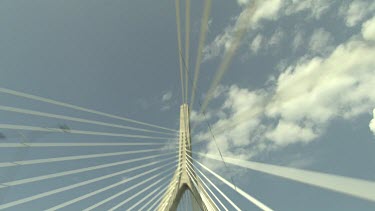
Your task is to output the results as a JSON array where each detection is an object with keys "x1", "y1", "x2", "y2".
[{"x1": 157, "y1": 104, "x2": 217, "y2": 211}]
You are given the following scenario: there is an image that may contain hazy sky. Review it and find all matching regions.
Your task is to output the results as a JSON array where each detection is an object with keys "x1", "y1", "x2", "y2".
[{"x1": 0, "y1": 0, "x2": 375, "y2": 210}]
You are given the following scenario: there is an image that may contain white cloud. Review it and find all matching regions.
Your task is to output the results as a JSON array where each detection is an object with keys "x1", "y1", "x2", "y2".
[
  {"x1": 250, "y1": 34, "x2": 263, "y2": 53},
  {"x1": 292, "y1": 30, "x2": 305, "y2": 51},
  {"x1": 308, "y1": 28, "x2": 334, "y2": 55},
  {"x1": 370, "y1": 108, "x2": 375, "y2": 135},
  {"x1": 161, "y1": 91, "x2": 173, "y2": 111},
  {"x1": 197, "y1": 1, "x2": 375, "y2": 166},
  {"x1": 284, "y1": 0, "x2": 332, "y2": 19},
  {"x1": 237, "y1": 0, "x2": 250, "y2": 6},
  {"x1": 265, "y1": 37, "x2": 375, "y2": 145},
  {"x1": 341, "y1": 0, "x2": 375, "y2": 27},
  {"x1": 362, "y1": 16, "x2": 375, "y2": 41},
  {"x1": 203, "y1": 26, "x2": 233, "y2": 61},
  {"x1": 275, "y1": 60, "x2": 289, "y2": 73},
  {"x1": 249, "y1": 29, "x2": 283, "y2": 54},
  {"x1": 269, "y1": 28, "x2": 284, "y2": 47},
  {"x1": 265, "y1": 120, "x2": 318, "y2": 146},
  {"x1": 162, "y1": 91, "x2": 172, "y2": 102},
  {"x1": 194, "y1": 85, "x2": 267, "y2": 160},
  {"x1": 203, "y1": 0, "x2": 283, "y2": 61},
  {"x1": 251, "y1": 0, "x2": 283, "y2": 24},
  {"x1": 190, "y1": 110, "x2": 211, "y2": 125},
  {"x1": 267, "y1": 38, "x2": 375, "y2": 125},
  {"x1": 198, "y1": 33, "x2": 375, "y2": 160},
  {"x1": 203, "y1": 0, "x2": 333, "y2": 62}
]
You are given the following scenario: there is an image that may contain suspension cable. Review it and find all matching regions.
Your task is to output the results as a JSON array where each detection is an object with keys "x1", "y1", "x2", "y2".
[
  {"x1": 193, "y1": 157, "x2": 273, "y2": 211},
  {"x1": 0, "y1": 124, "x2": 173, "y2": 140},
  {"x1": 0, "y1": 87, "x2": 177, "y2": 132},
  {"x1": 0, "y1": 105, "x2": 176, "y2": 136}
]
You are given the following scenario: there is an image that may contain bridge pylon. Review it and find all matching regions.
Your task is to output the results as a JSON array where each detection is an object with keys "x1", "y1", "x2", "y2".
[{"x1": 157, "y1": 104, "x2": 217, "y2": 211}]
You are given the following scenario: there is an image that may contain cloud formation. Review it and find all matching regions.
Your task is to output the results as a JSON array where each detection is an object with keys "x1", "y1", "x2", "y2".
[
  {"x1": 248, "y1": 28, "x2": 284, "y2": 55},
  {"x1": 362, "y1": 15, "x2": 375, "y2": 41},
  {"x1": 162, "y1": 91, "x2": 172, "y2": 102},
  {"x1": 203, "y1": 0, "x2": 336, "y2": 61},
  {"x1": 266, "y1": 34, "x2": 375, "y2": 142},
  {"x1": 250, "y1": 34, "x2": 263, "y2": 53},
  {"x1": 161, "y1": 91, "x2": 173, "y2": 111},
  {"x1": 203, "y1": 0, "x2": 283, "y2": 61},
  {"x1": 340, "y1": 0, "x2": 375, "y2": 27},
  {"x1": 194, "y1": 85, "x2": 266, "y2": 159},
  {"x1": 269, "y1": 28, "x2": 284, "y2": 47},
  {"x1": 308, "y1": 28, "x2": 334, "y2": 55},
  {"x1": 265, "y1": 120, "x2": 317, "y2": 146},
  {"x1": 196, "y1": 19, "x2": 375, "y2": 160},
  {"x1": 370, "y1": 109, "x2": 375, "y2": 136},
  {"x1": 284, "y1": 0, "x2": 331, "y2": 19},
  {"x1": 292, "y1": 29, "x2": 305, "y2": 51}
]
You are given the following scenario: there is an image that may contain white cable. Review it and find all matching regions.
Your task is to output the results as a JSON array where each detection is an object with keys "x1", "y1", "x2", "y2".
[
  {"x1": 85, "y1": 165, "x2": 177, "y2": 211},
  {"x1": 184, "y1": 0, "x2": 191, "y2": 103},
  {"x1": 0, "y1": 105, "x2": 176, "y2": 136},
  {"x1": 0, "y1": 148, "x2": 166, "y2": 168},
  {"x1": 47, "y1": 160, "x2": 176, "y2": 211},
  {"x1": 128, "y1": 180, "x2": 169, "y2": 210},
  {"x1": 186, "y1": 165, "x2": 218, "y2": 211},
  {"x1": 186, "y1": 165, "x2": 217, "y2": 211},
  {"x1": 109, "y1": 174, "x2": 171, "y2": 211},
  {"x1": 193, "y1": 157, "x2": 273, "y2": 211},
  {"x1": 148, "y1": 191, "x2": 166, "y2": 211},
  {"x1": 186, "y1": 154, "x2": 240, "y2": 211},
  {"x1": 0, "y1": 153, "x2": 174, "y2": 189},
  {"x1": 0, "y1": 158, "x2": 177, "y2": 210},
  {"x1": 139, "y1": 185, "x2": 168, "y2": 210},
  {"x1": 190, "y1": 0, "x2": 212, "y2": 109},
  {"x1": 0, "y1": 87, "x2": 177, "y2": 132},
  {"x1": 186, "y1": 160, "x2": 227, "y2": 211},
  {"x1": 175, "y1": 0, "x2": 185, "y2": 104},
  {"x1": 199, "y1": 2, "x2": 257, "y2": 114},
  {"x1": 0, "y1": 124, "x2": 173, "y2": 140},
  {"x1": 0, "y1": 142, "x2": 164, "y2": 147},
  {"x1": 200, "y1": 152, "x2": 375, "y2": 203}
]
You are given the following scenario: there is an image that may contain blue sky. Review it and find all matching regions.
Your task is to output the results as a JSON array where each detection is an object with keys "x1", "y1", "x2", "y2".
[{"x1": 0, "y1": 0, "x2": 375, "y2": 210}]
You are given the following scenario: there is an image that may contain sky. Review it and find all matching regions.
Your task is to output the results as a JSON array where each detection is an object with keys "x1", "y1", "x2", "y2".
[{"x1": 0, "y1": 0, "x2": 375, "y2": 210}]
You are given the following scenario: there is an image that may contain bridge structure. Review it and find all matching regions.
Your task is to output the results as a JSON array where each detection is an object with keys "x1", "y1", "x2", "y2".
[
  {"x1": 0, "y1": 0, "x2": 375, "y2": 210},
  {"x1": 157, "y1": 104, "x2": 217, "y2": 211}
]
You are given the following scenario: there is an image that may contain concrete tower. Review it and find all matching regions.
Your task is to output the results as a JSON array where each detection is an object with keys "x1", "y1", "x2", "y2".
[{"x1": 157, "y1": 104, "x2": 217, "y2": 211}]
